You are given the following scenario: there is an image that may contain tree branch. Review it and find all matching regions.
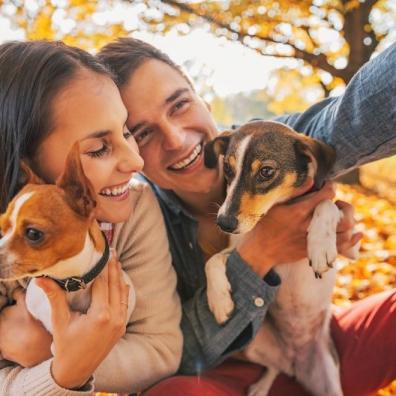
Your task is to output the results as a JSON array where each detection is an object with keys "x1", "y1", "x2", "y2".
[{"x1": 160, "y1": 0, "x2": 341, "y2": 77}]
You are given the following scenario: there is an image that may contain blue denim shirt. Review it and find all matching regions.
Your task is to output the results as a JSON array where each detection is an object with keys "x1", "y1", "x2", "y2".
[{"x1": 141, "y1": 43, "x2": 396, "y2": 375}]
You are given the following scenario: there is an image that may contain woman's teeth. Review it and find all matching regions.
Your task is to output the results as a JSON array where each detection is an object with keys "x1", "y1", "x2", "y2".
[
  {"x1": 170, "y1": 143, "x2": 202, "y2": 170},
  {"x1": 100, "y1": 182, "x2": 130, "y2": 197}
]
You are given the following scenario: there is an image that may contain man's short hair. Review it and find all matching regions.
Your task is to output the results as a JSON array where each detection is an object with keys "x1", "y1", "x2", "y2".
[{"x1": 98, "y1": 37, "x2": 194, "y2": 89}]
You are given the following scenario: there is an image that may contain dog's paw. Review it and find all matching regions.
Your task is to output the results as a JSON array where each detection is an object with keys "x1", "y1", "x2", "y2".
[
  {"x1": 308, "y1": 242, "x2": 337, "y2": 278},
  {"x1": 205, "y1": 252, "x2": 235, "y2": 324},
  {"x1": 207, "y1": 279, "x2": 235, "y2": 324},
  {"x1": 307, "y1": 200, "x2": 341, "y2": 279}
]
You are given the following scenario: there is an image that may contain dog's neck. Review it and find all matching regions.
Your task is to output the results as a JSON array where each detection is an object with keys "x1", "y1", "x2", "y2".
[{"x1": 34, "y1": 224, "x2": 104, "y2": 280}]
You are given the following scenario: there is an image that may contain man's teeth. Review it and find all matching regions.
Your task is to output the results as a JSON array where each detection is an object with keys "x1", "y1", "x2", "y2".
[
  {"x1": 170, "y1": 144, "x2": 202, "y2": 170},
  {"x1": 100, "y1": 182, "x2": 130, "y2": 197}
]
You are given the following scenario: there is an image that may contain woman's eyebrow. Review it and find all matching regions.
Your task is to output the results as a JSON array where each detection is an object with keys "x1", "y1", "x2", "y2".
[{"x1": 82, "y1": 130, "x2": 110, "y2": 140}]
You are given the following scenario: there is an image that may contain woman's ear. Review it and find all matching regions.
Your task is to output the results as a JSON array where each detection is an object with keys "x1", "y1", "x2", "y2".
[
  {"x1": 204, "y1": 130, "x2": 232, "y2": 169},
  {"x1": 56, "y1": 142, "x2": 97, "y2": 218}
]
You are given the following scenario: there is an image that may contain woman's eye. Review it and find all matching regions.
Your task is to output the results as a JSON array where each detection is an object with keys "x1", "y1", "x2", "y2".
[
  {"x1": 123, "y1": 128, "x2": 133, "y2": 140},
  {"x1": 87, "y1": 144, "x2": 110, "y2": 158}
]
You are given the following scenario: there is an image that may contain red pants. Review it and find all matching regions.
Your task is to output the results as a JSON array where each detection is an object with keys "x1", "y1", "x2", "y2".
[{"x1": 144, "y1": 290, "x2": 396, "y2": 396}]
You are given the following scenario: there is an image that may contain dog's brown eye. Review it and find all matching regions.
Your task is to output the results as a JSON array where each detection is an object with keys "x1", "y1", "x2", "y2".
[
  {"x1": 223, "y1": 162, "x2": 234, "y2": 179},
  {"x1": 25, "y1": 228, "x2": 44, "y2": 244},
  {"x1": 258, "y1": 166, "x2": 275, "y2": 182}
]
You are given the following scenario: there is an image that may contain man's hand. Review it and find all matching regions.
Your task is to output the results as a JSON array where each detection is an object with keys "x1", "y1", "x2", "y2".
[
  {"x1": 0, "y1": 288, "x2": 52, "y2": 367},
  {"x1": 236, "y1": 182, "x2": 361, "y2": 277},
  {"x1": 335, "y1": 200, "x2": 362, "y2": 257}
]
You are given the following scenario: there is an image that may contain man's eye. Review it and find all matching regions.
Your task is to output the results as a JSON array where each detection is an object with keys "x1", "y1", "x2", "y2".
[
  {"x1": 87, "y1": 145, "x2": 109, "y2": 158},
  {"x1": 171, "y1": 99, "x2": 189, "y2": 115},
  {"x1": 135, "y1": 128, "x2": 153, "y2": 145}
]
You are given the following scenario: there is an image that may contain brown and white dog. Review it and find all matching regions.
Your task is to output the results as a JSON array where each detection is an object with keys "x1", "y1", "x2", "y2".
[
  {"x1": 204, "y1": 120, "x2": 359, "y2": 396},
  {"x1": 0, "y1": 143, "x2": 135, "y2": 334}
]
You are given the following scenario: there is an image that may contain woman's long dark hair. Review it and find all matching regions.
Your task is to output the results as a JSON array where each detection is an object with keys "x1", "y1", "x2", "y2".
[{"x1": 0, "y1": 40, "x2": 111, "y2": 212}]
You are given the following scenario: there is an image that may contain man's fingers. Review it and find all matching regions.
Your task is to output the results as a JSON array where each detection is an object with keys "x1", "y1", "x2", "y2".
[
  {"x1": 336, "y1": 200, "x2": 356, "y2": 231},
  {"x1": 287, "y1": 181, "x2": 336, "y2": 219},
  {"x1": 35, "y1": 277, "x2": 70, "y2": 330}
]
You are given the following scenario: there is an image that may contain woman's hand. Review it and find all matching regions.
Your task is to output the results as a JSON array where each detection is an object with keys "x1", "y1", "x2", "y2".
[
  {"x1": 0, "y1": 288, "x2": 52, "y2": 367},
  {"x1": 36, "y1": 253, "x2": 130, "y2": 390},
  {"x1": 236, "y1": 182, "x2": 361, "y2": 277}
]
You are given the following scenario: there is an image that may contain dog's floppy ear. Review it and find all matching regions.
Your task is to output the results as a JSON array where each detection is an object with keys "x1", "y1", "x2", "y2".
[
  {"x1": 19, "y1": 161, "x2": 45, "y2": 185},
  {"x1": 57, "y1": 142, "x2": 97, "y2": 218},
  {"x1": 204, "y1": 130, "x2": 232, "y2": 169},
  {"x1": 295, "y1": 136, "x2": 336, "y2": 188}
]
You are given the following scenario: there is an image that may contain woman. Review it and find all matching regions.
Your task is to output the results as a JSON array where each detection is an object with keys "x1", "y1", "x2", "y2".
[{"x1": 0, "y1": 40, "x2": 182, "y2": 394}]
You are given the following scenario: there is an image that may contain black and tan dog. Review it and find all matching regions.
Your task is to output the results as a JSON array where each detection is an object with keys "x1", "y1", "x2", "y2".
[{"x1": 204, "y1": 120, "x2": 359, "y2": 396}]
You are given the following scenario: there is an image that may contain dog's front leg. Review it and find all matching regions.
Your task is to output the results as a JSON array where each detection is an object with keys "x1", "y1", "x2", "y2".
[
  {"x1": 205, "y1": 248, "x2": 235, "y2": 324},
  {"x1": 308, "y1": 199, "x2": 342, "y2": 278}
]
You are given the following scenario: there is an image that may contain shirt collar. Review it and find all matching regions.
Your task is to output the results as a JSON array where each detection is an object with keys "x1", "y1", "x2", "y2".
[{"x1": 136, "y1": 173, "x2": 196, "y2": 220}]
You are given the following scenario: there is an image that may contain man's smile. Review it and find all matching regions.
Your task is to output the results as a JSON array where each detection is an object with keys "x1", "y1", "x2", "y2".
[{"x1": 168, "y1": 142, "x2": 203, "y2": 171}]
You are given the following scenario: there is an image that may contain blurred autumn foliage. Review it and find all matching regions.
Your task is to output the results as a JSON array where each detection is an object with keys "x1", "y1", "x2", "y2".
[{"x1": 1, "y1": 0, "x2": 395, "y2": 111}]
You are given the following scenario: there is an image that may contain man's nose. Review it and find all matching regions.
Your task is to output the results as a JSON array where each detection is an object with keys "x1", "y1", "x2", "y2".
[{"x1": 162, "y1": 124, "x2": 185, "y2": 151}]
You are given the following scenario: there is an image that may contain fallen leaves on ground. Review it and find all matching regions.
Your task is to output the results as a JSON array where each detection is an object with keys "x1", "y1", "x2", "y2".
[{"x1": 335, "y1": 184, "x2": 396, "y2": 395}]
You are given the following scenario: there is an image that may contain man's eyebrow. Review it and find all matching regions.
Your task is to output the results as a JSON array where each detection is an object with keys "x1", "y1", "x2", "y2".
[
  {"x1": 81, "y1": 130, "x2": 110, "y2": 140},
  {"x1": 165, "y1": 88, "x2": 189, "y2": 104}
]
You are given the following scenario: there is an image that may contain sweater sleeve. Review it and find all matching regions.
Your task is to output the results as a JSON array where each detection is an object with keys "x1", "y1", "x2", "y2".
[
  {"x1": 93, "y1": 183, "x2": 183, "y2": 393},
  {"x1": 0, "y1": 359, "x2": 94, "y2": 396}
]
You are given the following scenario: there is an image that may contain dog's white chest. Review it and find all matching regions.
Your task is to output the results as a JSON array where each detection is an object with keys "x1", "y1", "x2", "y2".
[{"x1": 26, "y1": 279, "x2": 93, "y2": 333}]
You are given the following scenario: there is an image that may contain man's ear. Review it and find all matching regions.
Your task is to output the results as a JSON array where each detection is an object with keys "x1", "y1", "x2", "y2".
[
  {"x1": 296, "y1": 135, "x2": 336, "y2": 188},
  {"x1": 56, "y1": 142, "x2": 97, "y2": 218},
  {"x1": 19, "y1": 161, "x2": 45, "y2": 185},
  {"x1": 204, "y1": 130, "x2": 232, "y2": 169}
]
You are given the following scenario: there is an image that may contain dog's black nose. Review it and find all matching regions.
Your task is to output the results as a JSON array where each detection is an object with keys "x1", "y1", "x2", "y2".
[{"x1": 217, "y1": 214, "x2": 238, "y2": 233}]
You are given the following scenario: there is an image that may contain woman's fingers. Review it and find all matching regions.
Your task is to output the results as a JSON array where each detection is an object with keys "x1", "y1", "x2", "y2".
[
  {"x1": 35, "y1": 277, "x2": 70, "y2": 332},
  {"x1": 89, "y1": 256, "x2": 110, "y2": 312},
  {"x1": 108, "y1": 250, "x2": 122, "y2": 309}
]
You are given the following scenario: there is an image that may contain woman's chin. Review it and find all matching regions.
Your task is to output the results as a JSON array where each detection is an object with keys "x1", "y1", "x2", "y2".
[{"x1": 96, "y1": 198, "x2": 133, "y2": 224}]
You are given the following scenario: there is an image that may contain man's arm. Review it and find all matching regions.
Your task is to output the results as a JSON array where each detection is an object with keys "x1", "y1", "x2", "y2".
[{"x1": 275, "y1": 43, "x2": 396, "y2": 177}]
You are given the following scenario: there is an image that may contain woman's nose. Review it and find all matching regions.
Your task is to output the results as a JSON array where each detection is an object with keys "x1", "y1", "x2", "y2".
[{"x1": 119, "y1": 142, "x2": 144, "y2": 173}]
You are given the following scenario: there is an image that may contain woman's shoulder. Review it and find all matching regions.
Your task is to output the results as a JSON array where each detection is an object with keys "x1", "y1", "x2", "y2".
[
  {"x1": 128, "y1": 177, "x2": 158, "y2": 212},
  {"x1": 113, "y1": 177, "x2": 161, "y2": 240}
]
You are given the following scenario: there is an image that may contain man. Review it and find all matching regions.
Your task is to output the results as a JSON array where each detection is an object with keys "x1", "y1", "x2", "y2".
[{"x1": 98, "y1": 39, "x2": 396, "y2": 395}]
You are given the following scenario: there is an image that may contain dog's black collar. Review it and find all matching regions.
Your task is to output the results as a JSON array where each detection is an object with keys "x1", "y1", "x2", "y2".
[{"x1": 50, "y1": 231, "x2": 110, "y2": 293}]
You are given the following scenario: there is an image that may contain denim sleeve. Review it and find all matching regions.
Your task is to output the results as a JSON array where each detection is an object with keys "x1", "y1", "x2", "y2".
[
  {"x1": 275, "y1": 43, "x2": 396, "y2": 177},
  {"x1": 179, "y1": 250, "x2": 280, "y2": 374}
]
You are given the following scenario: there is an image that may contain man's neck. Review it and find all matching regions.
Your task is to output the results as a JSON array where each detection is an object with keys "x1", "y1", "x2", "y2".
[{"x1": 174, "y1": 175, "x2": 225, "y2": 218}]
